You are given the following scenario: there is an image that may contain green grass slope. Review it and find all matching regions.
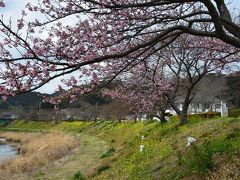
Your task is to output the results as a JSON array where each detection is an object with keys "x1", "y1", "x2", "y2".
[{"x1": 2, "y1": 117, "x2": 240, "y2": 180}]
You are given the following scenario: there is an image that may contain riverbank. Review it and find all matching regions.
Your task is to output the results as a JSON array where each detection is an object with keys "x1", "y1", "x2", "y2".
[
  {"x1": 0, "y1": 132, "x2": 79, "y2": 179},
  {"x1": 1, "y1": 118, "x2": 240, "y2": 179},
  {"x1": 0, "y1": 138, "x2": 17, "y2": 162}
]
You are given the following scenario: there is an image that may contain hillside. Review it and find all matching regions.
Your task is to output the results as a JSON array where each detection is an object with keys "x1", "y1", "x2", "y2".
[
  {"x1": 0, "y1": 91, "x2": 110, "y2": 111},
  {"x1": 0, "y1": 92, "x2": 43, "y2": 110},
  {"x1": 2, "y1": 116, "x2": 240, "y2": 179}
]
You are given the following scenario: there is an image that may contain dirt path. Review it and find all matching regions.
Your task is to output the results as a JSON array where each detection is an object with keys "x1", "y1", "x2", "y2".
[{"x1": 33, "y1": 133, "x2": 108, "y2": 180}]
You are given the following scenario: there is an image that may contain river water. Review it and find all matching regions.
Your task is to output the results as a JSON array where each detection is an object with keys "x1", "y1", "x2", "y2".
[{"x1": 0, "y1": 138, "x2": 17, "y2": 162}]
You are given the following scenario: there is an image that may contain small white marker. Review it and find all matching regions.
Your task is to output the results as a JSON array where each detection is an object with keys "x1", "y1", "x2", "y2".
[
  {"x1": 140, "y1": 144, "x2": 145, "y2": 152},
  {"x1": 186, "y1": 137, "x2": 197, "y2": 147}
]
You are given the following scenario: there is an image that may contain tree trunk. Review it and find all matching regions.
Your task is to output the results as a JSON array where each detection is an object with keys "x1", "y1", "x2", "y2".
[
  {"x1": 159, "y1": 109, "x2": 167, "y2": 123},
  {"x1": 179, "y1": 111, "x2": 188, "y2": 125},
  {"x1": 170, "y1": 102, "x2": 187, "y2": 124},
  {"x1": 236, "y1": 93, "x2": 240, "y2": 108},
  {"x1": 133, "y1": 114, "x2": 137, "y2": 123},
  {"x1": 117, "y1": 117, "x2": 122, "y2": 123}
]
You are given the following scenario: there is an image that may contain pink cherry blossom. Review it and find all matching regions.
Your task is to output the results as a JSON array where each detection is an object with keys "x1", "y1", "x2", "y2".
[{"x1": 2, "y1": 96, "x2": 7, "y2": 102}]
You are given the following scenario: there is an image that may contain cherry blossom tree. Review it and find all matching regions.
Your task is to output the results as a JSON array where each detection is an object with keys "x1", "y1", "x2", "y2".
[
  {"x1": 105, "y1": 34, "x2": 239, "y2": 124},
  {"x1": 103, "y1": 62, "x2": 171, "y2": 123},
  {"x1": 0, "y1": 0, "x2": 239, "y2": 105},
  {"x1": 158, "y1": 35, "x2": 238, "y2": 124}
]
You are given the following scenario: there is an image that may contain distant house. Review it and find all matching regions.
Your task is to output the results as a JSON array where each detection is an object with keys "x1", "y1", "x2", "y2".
[
  {"x1": 0, "y1": 113, "x2": 17, "y2": 126},
  {"x1": 167, "y1": 96, "x2": 224, "y2": 115},
  {"x1": 137, "y1": 113, "x2": 147, "y2": 121},
  {"x1": 135, "y1": 95, "x2": 227, "y2": 121},
  {"x1": 0, "y1": 113, "x2": 17, "y2": 120}
]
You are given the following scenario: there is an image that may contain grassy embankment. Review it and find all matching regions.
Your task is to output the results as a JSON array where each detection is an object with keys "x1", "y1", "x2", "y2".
[{"x1": 1, "y1": 115, "x2": 240, "y2": 179}]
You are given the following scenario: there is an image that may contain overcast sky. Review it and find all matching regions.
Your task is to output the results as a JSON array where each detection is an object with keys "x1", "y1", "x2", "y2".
[{"x1": 1, "y1": 0, "x2": 240, "y2": 94}]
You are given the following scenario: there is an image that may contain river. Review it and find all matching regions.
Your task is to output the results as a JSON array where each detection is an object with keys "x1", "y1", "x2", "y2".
[{"x1": 0, "y1": 138, "x2": 17, "y2": 162}]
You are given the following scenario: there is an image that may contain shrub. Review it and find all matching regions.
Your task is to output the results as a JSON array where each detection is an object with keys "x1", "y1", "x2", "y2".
[
  {"x1": 188, "y1": 112, "x2": 221, "y2": 120},
  {"x1": 206, "y1": 112, "x2": 215, "y2": 118},
  {"x1": 71, "y1": 170, "x2": 85, "y2": 180},
  {"x1": 229, "y1": 108, "x2": 240, "y2": 118}
]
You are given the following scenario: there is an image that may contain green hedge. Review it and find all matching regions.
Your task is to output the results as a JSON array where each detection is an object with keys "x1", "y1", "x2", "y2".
[
  {"x1": 188, "y1": 109, "x2": 240, "y2": 118},
  {"x1": 229, "y1": 109, "x2": 240, "y2": 118},
  {"x1": 188, "y1": 112, "x2": 221, "y2": 119}
]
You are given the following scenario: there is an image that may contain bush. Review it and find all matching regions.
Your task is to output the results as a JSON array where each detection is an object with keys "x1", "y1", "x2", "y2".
[
  {"x1": 71, "y1": 170, "x2": 85, "y2": 180},
  {"x1": 188, "y1": 113, "x2": 204, "y2": 119},
  {"x1": 229, "y1": 108, "x2": 240, "y2": 118},
  {"x1": 206, "y1": 112, "x2": 215, "y2": 118},
  {"x1": 188, "y1": 112, "x2": 221, "y2": 120}
]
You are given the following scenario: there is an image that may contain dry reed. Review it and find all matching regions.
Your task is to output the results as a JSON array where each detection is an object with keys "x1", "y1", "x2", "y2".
[{"x1": 0, "y1": 132, "x2": 79, "y2": 178}]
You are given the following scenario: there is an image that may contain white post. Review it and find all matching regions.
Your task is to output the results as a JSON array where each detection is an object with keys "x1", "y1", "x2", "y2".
[
  {"x1": 140, "y1": 135, "x2": 145, "y2": 152},
  {"x1": 221, "y1": 101, "x2": 228, "y2": 117}
]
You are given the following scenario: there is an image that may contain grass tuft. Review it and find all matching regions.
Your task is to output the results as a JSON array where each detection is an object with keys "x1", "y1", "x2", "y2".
[
  {"x1": 96, "y1": 165, "x2": 110, "y2": 175},
  {"x1": 71, "y1": 170, "x2": 86, "y2": 180},
  {"x1": 100, "y1": 147, "x2": 116, "y2": 159}
]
